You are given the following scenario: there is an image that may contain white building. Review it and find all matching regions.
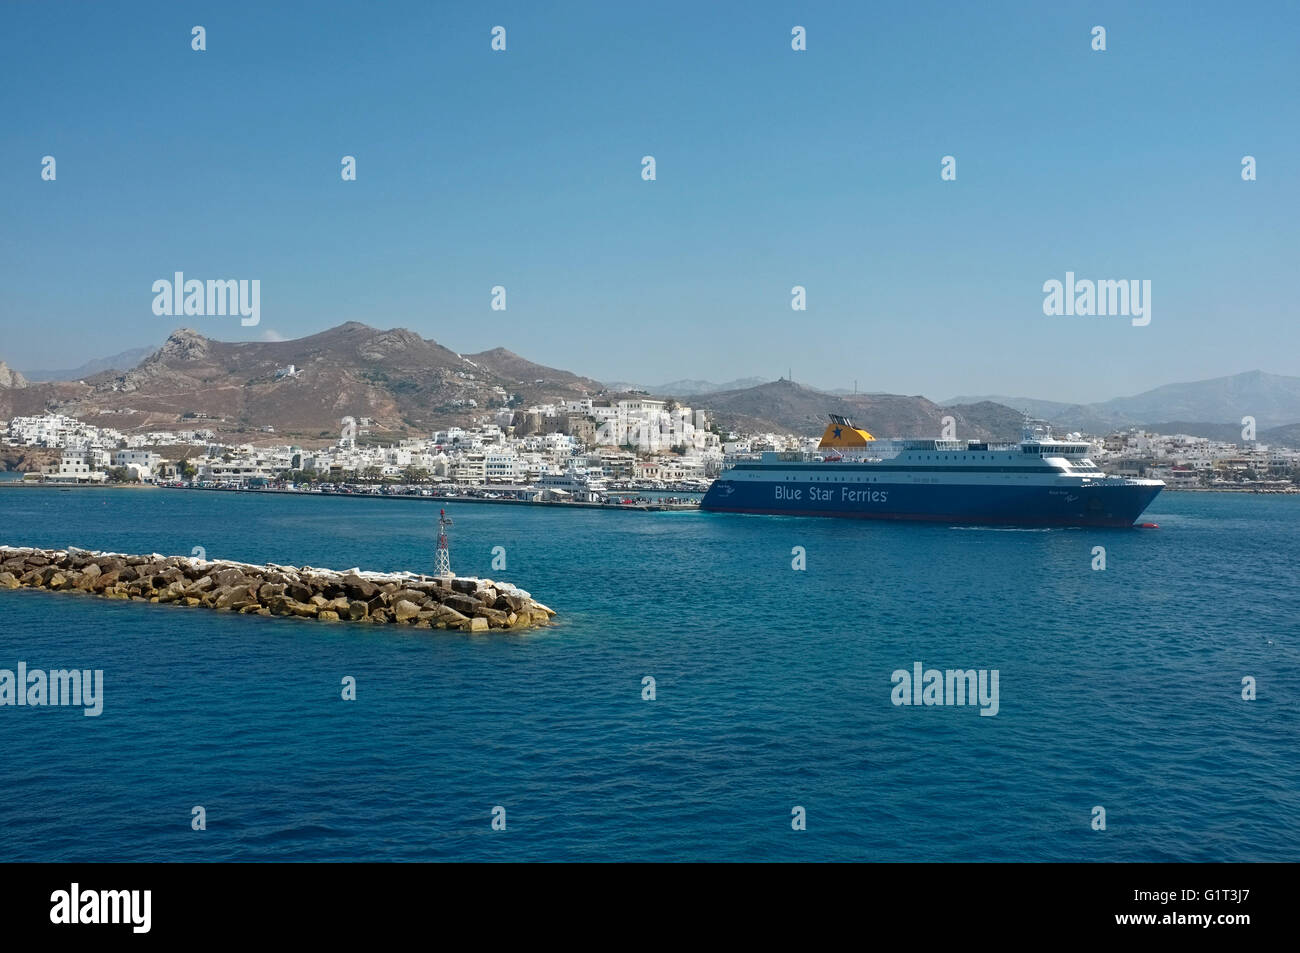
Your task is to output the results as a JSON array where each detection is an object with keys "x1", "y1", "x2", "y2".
[
  {"x1": 112, "y1": 450, "x2": 163, "y2": 482},
  {"x1": 44, "y1": 450, "x2": 108, "y2": 483},
  {"x1": 484, "y1": 450, "x2": 518, "y2": 482}
]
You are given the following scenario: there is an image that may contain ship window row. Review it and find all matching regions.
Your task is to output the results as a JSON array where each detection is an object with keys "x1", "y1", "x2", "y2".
[
  {"x1": 800, "y1": 475, "x2": 883, "y2": 483},
  {"x1": 910, "y1": 455, "x2": 1001, "y2": 461}
]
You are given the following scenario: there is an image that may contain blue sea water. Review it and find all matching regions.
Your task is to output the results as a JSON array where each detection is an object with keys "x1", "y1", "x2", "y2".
[{"x1": 0, "y1": 486, "x2": 1297, "y2": 862}]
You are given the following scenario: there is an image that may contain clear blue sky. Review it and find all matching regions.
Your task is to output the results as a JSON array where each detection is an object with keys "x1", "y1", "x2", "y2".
[{"x1": 1, "y1": 1, "x2": 1297, "y2": 403}]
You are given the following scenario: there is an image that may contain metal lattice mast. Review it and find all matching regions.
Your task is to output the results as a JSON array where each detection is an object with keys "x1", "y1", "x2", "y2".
[{"x1": 434, "y1": 508, "x2": 453, "y2": 577}]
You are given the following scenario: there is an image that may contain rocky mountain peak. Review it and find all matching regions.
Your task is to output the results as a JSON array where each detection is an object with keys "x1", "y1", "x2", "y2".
[
  {"x1": 156, "y1": 328, "x2": 211, "y2": 362},
  {"x1": 0, "y1": 361, "x2": 29, "y2": 389},
  {"x1": 357, "y1": 327, "x2": 427, "y2": 362}
]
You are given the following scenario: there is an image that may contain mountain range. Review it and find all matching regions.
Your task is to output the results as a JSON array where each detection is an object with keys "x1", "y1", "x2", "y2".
[
  {"x1": 4, "y1": 325, "x2": 1300, "y2": 447},
  {"x1": 946, "y1": 370, "x2": 1300, "y2": 433},
  {"x1": 689, "y1": 380, "x2": 1026, "y2": 442},
  {"x1": 0, "y1": 323, "x2": 605, "y2": 442},
  {"x1": 20, "y1": 347, "x2": 156, "y2": 383},
  {"x1": 604, "y1": 377, "x2": 769, "y2": 395}
]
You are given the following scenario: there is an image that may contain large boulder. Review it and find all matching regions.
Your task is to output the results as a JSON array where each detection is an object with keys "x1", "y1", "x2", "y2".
[
  {"x1": 288, "y1": 600, "x2": 319, "y2": 618},
  {"x1": 392, "y1": 599, "x2": 422, "y2": 622},
  {"x1": 150, "y1": 569, "x2": 183, "y2": 589},
  {"x1": 210, "y1": 587, "x2": 242, "y2": 609},
  {"x1": 477, "y1": 607, "x2": 512, "y2": 627},
  {"x1": 286, "y1": 582, "x2": 313, "y2": 602},
  {"x1": 211, "y1": 567, "x2": 247, "y2": 588},
  {"x1": 341, "y1": 574, "x2": 378, "y2": 600},
  {"x1": 423, "y1": 604, "x2": 469, "y2": 626},
  {"x1": 156, "y1": 581, "x2": 188, "y2": 603},
  {"x1": 494, "y1": 591, "x2": 529, "y2": 612},
  {"x1": 442, "y1": 593, "x2": 481, "y2": 616},
  {"x1": 256, "y1": 577, "x2": 287, "y2": 598},
  {"x1": 391, "y1": 589, "x2": 430, "y2": 608}
]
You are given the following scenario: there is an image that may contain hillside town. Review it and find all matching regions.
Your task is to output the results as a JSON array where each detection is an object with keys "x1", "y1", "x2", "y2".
[
  {"x1": 3, "y1": 399, "x2": 721, "y2": 497},
  {"x1": 5, "y1": 401, "x2": 1300, "y2": 494}
]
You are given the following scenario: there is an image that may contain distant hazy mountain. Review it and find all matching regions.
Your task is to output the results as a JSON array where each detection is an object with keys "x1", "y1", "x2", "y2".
[
  {"x1": 657, "y1": 377, "x2": 768, "y2": 396},
  {"x1": 22, "y1": 346, "x2": 155, "y2": 382},
  {"x1": 1258, "y1": 422, "x2": 1300, "y2": 448},
  {"x1": 942, "y1": 394, "x2": 1081, "y2": 419},
  {"x1": 946, "y1": 371, "x2": 1300, "y2": 431},
  {"x1": 603, "y1": 377, "x2": 768, "y2": 395},
  {"x1": 693, "y1": 379, "x2": 1026, "y2": 442},
  {"x1": 1102, "y1": 371, "x2": 1300, "y2": 427}
]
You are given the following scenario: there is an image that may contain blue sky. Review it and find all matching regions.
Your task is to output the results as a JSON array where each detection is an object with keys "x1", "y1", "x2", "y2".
[{"x1": 1, "y1": 1, "x2": 1297, "y2": 403}]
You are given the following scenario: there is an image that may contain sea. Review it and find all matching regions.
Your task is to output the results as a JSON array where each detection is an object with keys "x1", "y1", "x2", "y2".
[{"x1": 1, "y1": 485, "x2": 1297, "y2": 861}]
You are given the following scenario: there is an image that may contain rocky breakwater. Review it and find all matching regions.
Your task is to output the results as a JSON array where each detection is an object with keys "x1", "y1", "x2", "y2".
[{"x1": 0, "y1": 546, "x2": 556, "y2": 632}]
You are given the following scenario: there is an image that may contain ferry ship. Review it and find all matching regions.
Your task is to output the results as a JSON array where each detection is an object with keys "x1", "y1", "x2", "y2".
[{"x1": 700, "y1": 415, "x2": 1163, "y2": 527}]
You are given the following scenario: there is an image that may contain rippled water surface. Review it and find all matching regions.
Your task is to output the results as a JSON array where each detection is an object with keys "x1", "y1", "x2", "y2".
[{"x1": 1, "y1": 487, "x2": 1297, "y2": 860}]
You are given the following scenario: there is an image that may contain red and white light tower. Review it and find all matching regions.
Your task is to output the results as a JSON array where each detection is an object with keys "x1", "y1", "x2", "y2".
[{"x1": 434, "y1": 508, "x2": 453, "y2": 577}]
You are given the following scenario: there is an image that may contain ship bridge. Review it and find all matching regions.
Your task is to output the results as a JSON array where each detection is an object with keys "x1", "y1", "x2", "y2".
[{"x1": 1021, "y1": 441, "x2": 1090, "y2": 456}]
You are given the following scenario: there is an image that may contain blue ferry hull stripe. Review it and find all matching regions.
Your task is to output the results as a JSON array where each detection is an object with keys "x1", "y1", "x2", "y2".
[{"x1": 700, "y1": 480, "x2": 1162, "y2": 527}]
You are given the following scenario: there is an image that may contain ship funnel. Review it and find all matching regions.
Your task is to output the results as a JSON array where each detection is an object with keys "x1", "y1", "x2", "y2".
[{"x1": 819, "y1": 414, "x2": 874, "y2": 448}]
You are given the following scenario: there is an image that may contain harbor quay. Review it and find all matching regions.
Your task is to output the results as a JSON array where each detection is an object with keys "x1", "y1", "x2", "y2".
[{"x1": 155, "y1": 482, "x2": 701, "y2": 511}]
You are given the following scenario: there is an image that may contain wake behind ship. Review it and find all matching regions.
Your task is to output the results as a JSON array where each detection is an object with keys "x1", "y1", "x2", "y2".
[{"x1": 700, "y1": 415, "x2": 1163, "y2": 528}]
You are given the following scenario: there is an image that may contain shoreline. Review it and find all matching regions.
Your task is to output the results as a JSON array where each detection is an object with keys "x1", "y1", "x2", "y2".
[
  {"x1": 159, "y1": 485, "x2": 700, "y2": 510},
  {"x1": 0, "y1": 480, "x2": 699, "y2": 510},
  {"x1": 0, "y1": 480, "x2": 159, "y2": 490},
  {"x1": 1161, "y1": 485, "x2": 1300, "y2": 494}
]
